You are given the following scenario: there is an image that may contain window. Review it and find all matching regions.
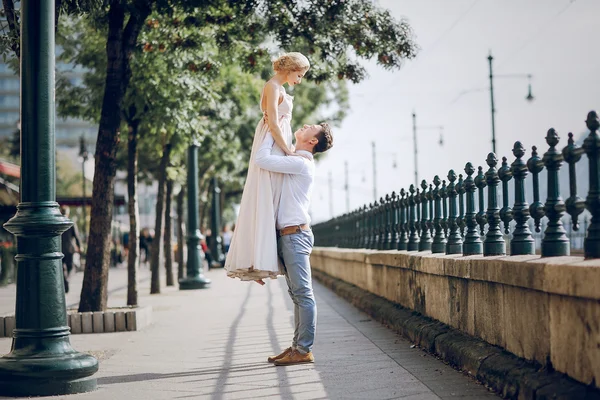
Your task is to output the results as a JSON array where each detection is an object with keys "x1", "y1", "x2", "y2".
[
  {"x1": 0, "y1": 112, "x2": 19, "y2": 124},
  {"x1": 0, "y1": 79, "x2": 19, "y2": 91},
  {"x1": 0, "y1": 95, "x2": 19, "y2": 108}
]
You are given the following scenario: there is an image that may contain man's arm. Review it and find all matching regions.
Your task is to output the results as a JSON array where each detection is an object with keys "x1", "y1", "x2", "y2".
[{"x1": 255, "y1": 133, "x2": 306, "y2": 174}]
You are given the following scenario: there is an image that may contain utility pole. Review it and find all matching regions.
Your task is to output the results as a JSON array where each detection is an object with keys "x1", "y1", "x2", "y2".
[
  {"x1": 328, "y1": 170, "x2": 334, "y2": 218},
  {"x1": 488, "y1": 52, "x2": 497, "y2": 154},
  {"x1": 344, "y1": 161, "x2": 350, "y2": 212},
  {"x1": 372, "y1": 141, "x2": 377, "y2": 201},
  {"x1": 412, "y1": 111, "x2": 418, "y2": 188}
]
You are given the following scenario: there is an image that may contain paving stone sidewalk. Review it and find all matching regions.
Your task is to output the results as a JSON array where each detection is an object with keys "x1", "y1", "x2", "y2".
[{"x1": 0, "y1": 265, "x2": 498, "y2": 399}]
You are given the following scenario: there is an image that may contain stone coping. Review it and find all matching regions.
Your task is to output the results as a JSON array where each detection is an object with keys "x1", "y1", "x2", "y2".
[
  {"x1": 313, "y1": 247, "x2": 600, "y2": 300},
  {"x1": 0, "y1": 305, "x2": 152, "y2": 337},
  {"x1": 313, "y1": 269, "x2": 600, "y2": 400}
]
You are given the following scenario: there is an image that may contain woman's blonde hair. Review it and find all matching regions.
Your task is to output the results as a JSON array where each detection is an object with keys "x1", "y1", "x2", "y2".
[{"x1": 272, "y1": 52, "x2": 310, "y2": 73}]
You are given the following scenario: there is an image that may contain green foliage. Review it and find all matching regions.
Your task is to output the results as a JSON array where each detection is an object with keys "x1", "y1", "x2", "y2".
[
  {"x1": 55, "y1": 8, "x2": 351, "y2": 196},
  {"x1": 10, "y1": 0, "x2": 415, "y2": 225},
  {"x1": 0, "y1": 0, "x2": 106, "y2": 61}
]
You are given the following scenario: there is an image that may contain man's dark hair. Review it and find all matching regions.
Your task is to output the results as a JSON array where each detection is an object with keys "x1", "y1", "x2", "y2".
[{"x1": 313, "y1": 123, "x2": 333, "y2": 154}]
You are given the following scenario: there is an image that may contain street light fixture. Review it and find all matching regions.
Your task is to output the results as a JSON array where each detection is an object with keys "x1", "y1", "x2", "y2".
[{"x1": 525, "y1": 75, "x2": 535, "y2": 102}]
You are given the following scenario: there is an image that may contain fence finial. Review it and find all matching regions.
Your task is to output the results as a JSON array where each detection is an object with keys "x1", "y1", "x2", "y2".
[
  {"x1": 419, "y1": 180, "x2": 432, "y2": 251},
  {"x1": 378, "y1": 196, "x2": 386, "y2": 250},
  {"x1": 562, "y1": 132, "x2": 585, "y2": 231},
  {"x1": 583, "y1": 110, "x2": 600, "y2": 258},
  {"x1": 398, "y1": 189, "x2": 408, "y2": 250},
  {"x1": 463, "y1": 162, "x2": 483, "y2": 255},
  {"x1": 408, "y1": 185, "x2": 420, "y2": 250},
  {"x1": 432, "y1": 176, "x2": 446, "y2": 253},
  {"x1": 457, "y1": 173, "x2": 466, "y2": 237},
  {"x1": 527, "y1": 146, "x2": 545, "y2": 232},
  {"x1": 446, "y1": 170, "x2": 463, "y2": 254},
  {"x1": 510, "y1": 141, "x2": 535, "y2": 255},
  {"x1": 391, "y1": 191, "x2": 400, "y2": 249},
  {"x1": 484, "y1": 153, "x2": 506, "y2": 256},
  {"x1": 498, "y1": 156, "x2": 513, "y2": 234},
  {"x1": 542, "y1": 128, "x2": 569, "y2": 256},
  {"x1": 475, "y1": 166, "x2": 487, "y2": 236}
]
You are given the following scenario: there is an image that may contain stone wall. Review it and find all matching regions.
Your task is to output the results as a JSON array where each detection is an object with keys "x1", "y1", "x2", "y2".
[{"x1": 310, "y1": 248, "x2": 600, "y2": 388}]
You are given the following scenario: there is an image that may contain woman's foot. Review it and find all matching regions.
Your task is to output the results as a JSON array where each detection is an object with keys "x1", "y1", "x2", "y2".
[{"x1": 254, "y1": 279, "x2": 266, "y2": 286}]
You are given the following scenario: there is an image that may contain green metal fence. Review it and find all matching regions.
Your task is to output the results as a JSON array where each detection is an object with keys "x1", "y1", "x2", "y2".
[{"x1": 313, "y1": 111, "x2": 600, "y2": 258}]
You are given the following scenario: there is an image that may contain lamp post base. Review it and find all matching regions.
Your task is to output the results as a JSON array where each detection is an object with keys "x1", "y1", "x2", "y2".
[
  {"x1": 179, "y1": 276, "x2": 211, "y2": 290},
  {"x1": 0, "y1": 351, "x2": 98, "y2": 396},
  {"x1": 0, "y1": 377, "x2": 97, "y2": 397}
]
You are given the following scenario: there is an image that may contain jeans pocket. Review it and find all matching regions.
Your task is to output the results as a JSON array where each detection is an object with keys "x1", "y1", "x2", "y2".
[{"x1": 290, "y1": 232, "x2": 312, "y2": 255}]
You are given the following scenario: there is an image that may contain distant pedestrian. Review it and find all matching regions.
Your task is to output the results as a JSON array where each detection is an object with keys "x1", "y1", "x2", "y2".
[
  {"x1": 222, "y1": 225, "x2": 233, "y2": 254},
  {"x1": 140, "y1": 228, "x2": 150, "y2": 264},
  {"x1": 60, "y1": 206, "x2": 82, "y2": 293}
]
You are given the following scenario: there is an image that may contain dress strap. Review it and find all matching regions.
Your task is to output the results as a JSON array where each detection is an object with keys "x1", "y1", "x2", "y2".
[{"x1": 259, "y1": 86, "x2": 265, "y2": 113}]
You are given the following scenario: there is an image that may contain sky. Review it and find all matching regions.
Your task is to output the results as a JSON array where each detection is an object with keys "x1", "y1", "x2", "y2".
[{"x1": 310, "y1": 0, "x2": 599, "y2": 223}]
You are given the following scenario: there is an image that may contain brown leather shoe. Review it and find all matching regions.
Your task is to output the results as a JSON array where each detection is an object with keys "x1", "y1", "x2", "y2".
[
  {"x1": 267, "y1": 347, "x2": 293, "y2": 363},
  {"x1": 273, "y1": 349, "x2": 314, "y2": 366}
]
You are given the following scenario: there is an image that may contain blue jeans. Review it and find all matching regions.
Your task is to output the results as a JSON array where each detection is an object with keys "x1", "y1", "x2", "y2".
[{"x1": 277, "y1": 229, "x2": 316, "y2": 354}]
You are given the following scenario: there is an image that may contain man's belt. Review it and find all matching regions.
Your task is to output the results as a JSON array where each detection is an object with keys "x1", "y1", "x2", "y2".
[{"x1": 277, "y1": 224, "x2": 310, "y2": 237}]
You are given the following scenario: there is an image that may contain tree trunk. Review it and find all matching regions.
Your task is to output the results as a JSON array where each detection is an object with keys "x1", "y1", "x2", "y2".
[
  {"x1": 126, "y1": 122, "x2": 140, "y2": 306},
  {"x1": 78, "y1": 1, "x2": 151, "y2": 312},
  {"x1": 176, "y1": 187, "x2": 185, "y2": 280},
  {"x1": 164, "y1": 178, "x2": 174, "y2": 286},
  {"x1": 2, "y1": 0, "x2": 20, "y2": 59},
  {"x1": 150, "y1": 142, "x2": 171, "y2": 294}
]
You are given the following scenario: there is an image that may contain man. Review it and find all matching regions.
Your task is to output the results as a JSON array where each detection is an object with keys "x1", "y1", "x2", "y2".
[
  {"x1": 255, "y1": 123, "x2": 334, "y2": 366},
  {"x1": 60, "y1": 206, "x2": 82, "y2": 293}
]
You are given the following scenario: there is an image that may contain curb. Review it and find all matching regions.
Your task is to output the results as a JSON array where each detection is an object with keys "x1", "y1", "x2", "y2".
[
  {"x1": 313, "y1": 269, "x2": 600, "y2": 400},
  {"x1": 0, "y1": 305, "x2": 152, "y2": 337}
]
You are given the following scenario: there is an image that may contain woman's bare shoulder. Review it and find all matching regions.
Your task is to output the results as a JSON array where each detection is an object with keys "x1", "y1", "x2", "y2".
[{"x1": 263, "y1": 80, "x2": 281, "y2": 94}]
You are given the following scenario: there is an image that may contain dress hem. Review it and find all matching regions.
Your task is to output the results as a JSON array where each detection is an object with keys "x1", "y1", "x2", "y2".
[{"x1": 226, "y1": 268, "x2": 283, "y2": 281}]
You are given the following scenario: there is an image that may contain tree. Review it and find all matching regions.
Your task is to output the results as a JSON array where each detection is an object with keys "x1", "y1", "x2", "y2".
[{"x1": 6, "y1": 1, "x2": 417, "y2": 312}]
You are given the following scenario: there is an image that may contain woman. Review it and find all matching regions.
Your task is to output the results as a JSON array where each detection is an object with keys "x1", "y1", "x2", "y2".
[{"x1": 225, "y1": 52, "x2": 310, "y2": 285}]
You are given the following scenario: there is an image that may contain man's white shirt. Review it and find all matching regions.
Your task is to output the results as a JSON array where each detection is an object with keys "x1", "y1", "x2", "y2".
[{"x1": 254, "y1": 133, "x2": 314, "y2": 230}]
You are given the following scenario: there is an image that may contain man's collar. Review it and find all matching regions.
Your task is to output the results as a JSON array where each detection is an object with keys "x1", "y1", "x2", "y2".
[{"x1": 295, "y1": 150, "x2": 314, "y2": 160}]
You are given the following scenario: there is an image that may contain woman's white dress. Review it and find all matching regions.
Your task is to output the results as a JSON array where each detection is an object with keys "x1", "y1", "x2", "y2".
[{"x1": 224, "y1": 89, "x2": 294, "y2": 281}]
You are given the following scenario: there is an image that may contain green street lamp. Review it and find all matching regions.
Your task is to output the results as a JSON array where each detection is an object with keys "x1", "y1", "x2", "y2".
[
  {"x1": 209, "y1": 177, "x2": 225, "y2": 268},
  {"x1": 0, "y1": 1, "x2": 98, "y2": 396},
  {"x1": 179, "y1": 140, "x2": 211, "y2": 290}
]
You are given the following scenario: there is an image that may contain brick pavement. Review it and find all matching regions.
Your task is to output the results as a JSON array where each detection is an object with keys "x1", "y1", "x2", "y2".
[{"x1": 0, "y1": 264, "x2": 499, "y2": 399}]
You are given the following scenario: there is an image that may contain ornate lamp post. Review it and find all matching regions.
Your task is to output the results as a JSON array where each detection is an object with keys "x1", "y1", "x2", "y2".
[
  {"x1": 179, "y1": 140, "x2": 211, "y2": 290},
  {"x1": 0, "y1": 1, "x2": 98, "y2": 395}
]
